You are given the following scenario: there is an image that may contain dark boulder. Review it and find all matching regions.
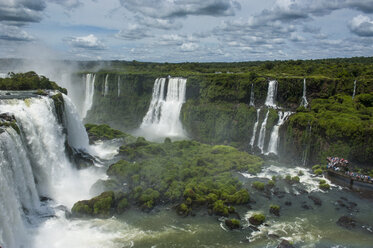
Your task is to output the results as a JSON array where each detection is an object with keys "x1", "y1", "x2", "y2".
[
  {"x1": 308, "y1": 195, "x2": 322, "y2": 206},
  {"x1": 337, "y1": 216, "x2": 357, "y2": 229},
  {"x1": 225, "y1": 218, "x2": 241, "y2": 230}
]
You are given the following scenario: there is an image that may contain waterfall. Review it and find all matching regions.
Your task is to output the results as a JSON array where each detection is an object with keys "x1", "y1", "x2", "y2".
[
  {"x1": 117, "y1": 76, "x2": 121, "y2": 97},
  {"x1": 250, "y1": 109, "x2": 261, "y2": 147},
  {"x1": 249, "y1": 84, "x2": 255, "y2": 106},
  {"x1": 104, "y1": 74, "x2": 109, "y2": 97},
  {"x1": 0, "y1": 93, "x2": 118, "y2": 248},
  {"x1": 352, "y1": 80, "x2": 357, "y2": 99},
  {"x1": 257, "y1": 110, "x2": 270, "y2": 153},
  {"x1": 63, "y1": 94, "x2": 91, "y2": 153},
  {"x1": 265, "y1": 80, "x2": 278, "y2": 108},
  {"x1": 266, "y1": 111, "x2": 292, "y2": 155},
  {"x1": 139, "y1": 77, "x2": 187, "y2": 141},
  {"x1": 0, "y1": 128, "x2": 41, "y2": 248},
  {"x1": 300, "y1": 78, "x2": 308, "y2": 107},
  {"x1": 81, "y1": 74, "x2": 95, "y2": 119}
]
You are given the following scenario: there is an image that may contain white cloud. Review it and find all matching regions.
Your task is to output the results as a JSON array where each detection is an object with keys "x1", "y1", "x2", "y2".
[
  {"x1": 0, "y1": 23, "x2": 34, "y2": 41},
  {"x1": 180, "y1": 42, "x2": 199, "y2": 52},
  {"x1": 67, "y1": 34, "x2": 106, "y2": 50},
  {"x1": 119, "y1": 0, "x2": 241, "y2": 19},
  {"x1": 349, "y1": 15, "x2": 373, "y2": 37}
]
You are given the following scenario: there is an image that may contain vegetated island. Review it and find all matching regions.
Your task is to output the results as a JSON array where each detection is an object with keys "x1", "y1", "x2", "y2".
[{"x1": 71, "y1": 124, "x2": 263, "y2": 221}]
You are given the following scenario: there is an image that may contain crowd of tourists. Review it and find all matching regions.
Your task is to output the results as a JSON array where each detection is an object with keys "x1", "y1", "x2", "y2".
[{"x1": 327, "y1": 157, "x2": 373, "y2": 183}]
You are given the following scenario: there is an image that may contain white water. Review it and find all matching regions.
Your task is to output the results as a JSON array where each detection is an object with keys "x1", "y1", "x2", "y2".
[
  {"x1": 0, "y1": 128, "x2": 42, "y2": 248},
  {"x1": 81, "y1": 73, "x2": 95, "y2": 119},
  {"x1": 241, "y1": 164, "x2": 335, "y2": 193},
  {"x1": 249, "y1": 84, "x2": 255, "y2": 106},
  {"x1": 139, "y1": 77, "x2": 187, "y2": 141},
  {"x1": 117, "y1": 76, "x2": 121, "y2": 97},
  {"x1": 300, "y1": 78, "x2": 308, "y2": 107},
  {"x1": 250, "y1": 109, "x2": 261, "y2": 147},
  {"x1": 63, "y1": 94, "x2": 92, "y2": 153},
  {"x1": 0, "y1": 95, "x2": 119, "y2": 248},
  {"x1": 352, "y1": 80, "x2": 357, "y2": 99},
  {"x1": 266, "y1": 111, "x2": 292, "y2": 155},
  {"x1": 104, "y1": 74, "x2": 109, "y2": 97},
  {"x1": 265, "y1": 80, "x2": 277, "y2": 108},
  {"x1": 257, "y1": 110, "x2": 269, "y2": 153}
]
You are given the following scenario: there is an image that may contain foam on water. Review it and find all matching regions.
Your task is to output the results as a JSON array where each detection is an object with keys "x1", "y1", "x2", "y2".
[{"x1": 241, "y1": 164, "x2": 336, "y2": 193}]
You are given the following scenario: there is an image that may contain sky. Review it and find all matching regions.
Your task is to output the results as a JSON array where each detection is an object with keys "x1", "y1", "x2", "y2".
[{"x1": 1, "y1": 0, "x2": 373, "y2": 62}]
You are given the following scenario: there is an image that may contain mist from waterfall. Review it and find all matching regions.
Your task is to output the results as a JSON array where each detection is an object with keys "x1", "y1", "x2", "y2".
[
  {"x1": 139, "y1": 77, "x2": 187, "y2": 141},
  {"x1": 81, "y1": 74, "x2": 95, "y2": 119},
  {"x1": 265, "y1": 80, "x2": 278, "y2": 108},
  {"x1": 257, "y1": 110, "x2": 269, "y2": 153},
  {"x1": 300, "y1": 78, "x2": 308, "y2": 108},
  {"x1": 266, "y1": 111, "x2": 292, "y2": 155},
  {"x1": 250, "y1": 109, "x2": 260, "y2": 147},
  {"x1": 249, "y1": 84, "x2": 255, "y2": 106}
]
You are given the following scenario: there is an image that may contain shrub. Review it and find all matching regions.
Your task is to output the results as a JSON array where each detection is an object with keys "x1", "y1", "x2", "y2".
[{"x1": 252, "y1": 181, "x2": 265, "y2": 191}]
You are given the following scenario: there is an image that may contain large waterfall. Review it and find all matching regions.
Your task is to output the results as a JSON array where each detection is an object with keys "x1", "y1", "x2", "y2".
[
  {"x1": 266, "y1": 111, "x2": 292, "y2": 155},
  {"x1": 81, "y1": 74, "x2": 95, "y2": 119},
  {"x1": 265, "y1": 80, "x2": 277, "y2": 107},
  {"x1": 139, "y1": 77, "x2": 187, "y2": 141},
  {"x1": 0, "y1": 93, "x2": 111, "y2": 248},
  {"x1": 257, "y1": 110, "x2": 269, "y2": 153},
  {"x1": 300, "y1": 78, "x2": 308, "y2": 107},
  {"x1": 352, "y1": 80, "x2": 357, "y2": 99},
  {"x1": 249, "y1": 109, "x2": 260, "y2": 147}
]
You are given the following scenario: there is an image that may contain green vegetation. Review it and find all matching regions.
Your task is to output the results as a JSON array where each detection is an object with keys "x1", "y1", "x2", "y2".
[
  {"x1": 319, "y1": 180, "x2": 331, "y2": 191},
  {"x1": 225, "y1": 218, "x2": 241, "y2": 229},
  {"x1": 269, "y1": 204, "x2": 281, "y2": 216},
  {"x1": 286, "y1": 94, "x2": 373, "y2": 165},
  {"x1": 249, "y1": 213, "x2": 266, "y2": 225},
  {"x1": 252, "y1": 181, "x2": 265, "y2": 191},
  {"x1": 75, "y1": 134, "x2": 263, "y2": 218},
  {"x1": 285, "y1": 175, "x2": 300, "y2": 184},
  {"x1": 71, "y1": 191, "x2": 129, "y2": 218},
  {"x1": 85, "y1": 123, "x2": 135, "y2": 142},
  {"x1": 0, "y1": 71, "x2": 67, "y2": 94}
]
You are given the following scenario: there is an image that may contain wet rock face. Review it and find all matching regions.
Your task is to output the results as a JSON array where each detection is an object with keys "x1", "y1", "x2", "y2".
[{"x1": 337, "y1": 216, "x2": 357, "y2": 229}]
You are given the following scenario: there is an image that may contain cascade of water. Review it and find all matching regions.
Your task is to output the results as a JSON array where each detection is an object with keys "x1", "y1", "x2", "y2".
[
  {"x1": 300, "y1": 78, "x2": 308, "y2": 107},
  {"x1": 249, "y1": 84, "x2": 255, "y2": 106},
  {"x1": 141, "y1": 78, "x2": 166, "y2": 125},
  {"x1": 104, "y1": 74, "x2": 109, "y2": 97},
  {"x1": 81, "y1": 74, "x2": 95, "y2": 119},
  {"x1": 250, "y1": 108, "x2": 261, "y2": 147},
  {"x1": 140, "y1": 77, "x2": 187, "y2": 140},
  {"x1": 352, "y1": 80, "x2": 357, "y2": 99},
  {"x1": 266, "y1": 111, "x2": 292, "y2": 155},
  {"x1": 117, "y1": 76, "x2": 121, "y2": 97},
  {"x1": 0, "y1": 128, "x2": 41, "y2": 248},
  {"x1": 265, "y1": 80, "x2": 278, "y2": 107},
  {"x1": 63, "y1": 94, "x2": 91, "y2": 153},
  {"x1": 0, "y1": 94, "x2": 117, "y2": 248},
  {"x1": 257, "y1": 110, "x2": 270, "y2": 153}
]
